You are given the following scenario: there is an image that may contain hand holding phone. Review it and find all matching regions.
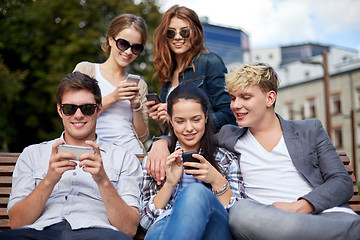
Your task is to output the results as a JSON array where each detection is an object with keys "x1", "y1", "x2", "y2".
[
  {"x1": 182, "y1": 151, "x2": 200, "y2": 174},
  {"x1": 57, "y1": 144, "x2": 94, "y2": 160},
  {"x1": 146, "y1": 93, "x2": 161, "y2": 106},
  {"x1": 126, "y1": 74, "x2": 140, "y2": 85}
]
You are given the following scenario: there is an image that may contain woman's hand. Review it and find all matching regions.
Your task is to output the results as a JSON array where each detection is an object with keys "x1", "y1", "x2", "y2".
[
  {"x1": 183, "y1": 153, "x2": 223, "y2": 186},
  {"x1": 130, "y1": 91, "x2": 141, "y2": 110},
  {"x1": 165, "y1": 148, "x2": 184, "y2": 187},
  {"x1": 146, "y1": 102, "x2": 170, "y2": 123},
  {"x1": 111, "y1": 81, "x2": 139, "y2": 103}
]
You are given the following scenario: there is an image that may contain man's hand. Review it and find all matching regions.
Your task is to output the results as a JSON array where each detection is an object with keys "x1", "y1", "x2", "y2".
[
  {"x1": 146, "y1": 139, "x2": 170, "y2": 185},
  {"x1": 272, "y1": 199, "x2": 314, "y2": 214},
  {"x1": 78, "y1": 140, "x2": 107, "y2": 184},
  {"x1": 46, "y1": 139, "x2": 77, "y2": 186}
]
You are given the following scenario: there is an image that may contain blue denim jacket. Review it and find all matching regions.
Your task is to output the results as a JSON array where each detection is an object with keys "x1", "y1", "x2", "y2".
[{"x1": 160, "y1": 52, "x2": 236, "y2": 132}]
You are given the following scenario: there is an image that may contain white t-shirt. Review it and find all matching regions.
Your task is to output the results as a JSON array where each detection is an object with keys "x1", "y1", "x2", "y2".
[
  {"x1": 235, "y1": 129, "x2": 355, "y2": 214},
  {"x1": 95, "y1": 64, "x2": 143, "y2": 154}
]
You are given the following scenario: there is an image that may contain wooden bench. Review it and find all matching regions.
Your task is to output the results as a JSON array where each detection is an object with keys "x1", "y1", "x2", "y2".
[
  {"x1": 1, "y1": 152, "x2": 359, "y2": 231},
  {"x1": 339, "y1": 152, "x2": 360, "y2": 214}
]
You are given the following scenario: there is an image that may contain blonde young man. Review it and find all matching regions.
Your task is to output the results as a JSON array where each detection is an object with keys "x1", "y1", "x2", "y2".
[
  {"x1": 215, "y1": 63, "x2": 360, "y2": 239},
  {"x1": 0, "y1": 72, "x2": 142, "y2": 240}
]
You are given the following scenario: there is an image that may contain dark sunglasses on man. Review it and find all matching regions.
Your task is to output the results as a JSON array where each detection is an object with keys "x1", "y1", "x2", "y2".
[
  {"x1": 112, "y1": 37, "x2": 144, "y2": 55},
  {"x1": 166, "y1": 29, "x2": 191, "y2": 39},
  {"x1": 60, "y1": 104, "x2": 98, "y2": 116}
]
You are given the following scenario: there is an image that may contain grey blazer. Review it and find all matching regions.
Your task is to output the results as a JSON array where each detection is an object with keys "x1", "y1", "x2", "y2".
[{"x1": 214, "y1": 114, "x2": 353, "y2": 214}]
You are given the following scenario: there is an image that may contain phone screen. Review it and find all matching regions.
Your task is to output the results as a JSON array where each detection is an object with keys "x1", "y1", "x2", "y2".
[
  {"x1": 182, "y1": 151, "x2": 200, "y2": 172},
  {"x1": 146, "y1": 93, "x2": 161, "y2": 105}
]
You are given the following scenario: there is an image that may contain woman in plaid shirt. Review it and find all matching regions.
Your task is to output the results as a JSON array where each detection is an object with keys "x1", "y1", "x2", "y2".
[{"x1": 140, "y1": 83, "x2": 245, "y2": 240}]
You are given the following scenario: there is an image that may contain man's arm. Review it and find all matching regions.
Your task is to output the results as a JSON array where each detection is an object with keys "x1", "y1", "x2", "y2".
[
  {"x1": 9, "y1": 140, "x2": 77, "y2": 229},
  {"x1": 96, "y1": 177, "x2": 140, "y2": 237},
  {"x1": 293, "y1": 119, "x2": 353, "y2": 213},
  {"x1": 80, "y1": 141, "x2": 140, "y2": 237},
  {"x1": 272, "y1": 199, "x2": 314, "y2": 214},
  {"x1": 146, "y1": 138, "x2": 171, "y2": 185}
]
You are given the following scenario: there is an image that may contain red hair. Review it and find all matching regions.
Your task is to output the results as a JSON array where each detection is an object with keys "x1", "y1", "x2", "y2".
[{"x1": 152, "y1": 5, "x2": 207, "y2": 84}]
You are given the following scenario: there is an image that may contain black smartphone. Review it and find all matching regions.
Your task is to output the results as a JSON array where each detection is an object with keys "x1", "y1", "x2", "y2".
[
  {"x1": 182, "y1": 151, "x2": 200, "y2": 173},
  {"x1": 146, "y1": 93, "x2": 161, "y2": 106}
]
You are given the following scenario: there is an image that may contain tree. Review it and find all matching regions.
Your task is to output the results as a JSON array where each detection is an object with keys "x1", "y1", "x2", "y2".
[{"x1": 0, "y1": 0, "x2": 162, "y2": 152}]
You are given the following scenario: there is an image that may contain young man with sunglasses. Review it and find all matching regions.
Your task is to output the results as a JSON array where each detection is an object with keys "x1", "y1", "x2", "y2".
[
  {"x1": 216, "y1": 63, "x2": 360, "y2": 239},
  {"x1": 0, "y1": 72, "x2": 142, "y2": 240}
]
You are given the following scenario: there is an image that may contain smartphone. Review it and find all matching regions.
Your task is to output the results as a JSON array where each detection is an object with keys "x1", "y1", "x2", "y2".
[
  {"x1": 126, "y1": 74, "x2": 141, "y2": 85},
  {"x1": 146, "y1": 93, "x2": 161, "y2": 106},
  {"x1": 182, "y1": 151, "x2": 200, "y2": 173},
  {"x1": 57, "y1": 144, "x2": 94, "y2": 160}
]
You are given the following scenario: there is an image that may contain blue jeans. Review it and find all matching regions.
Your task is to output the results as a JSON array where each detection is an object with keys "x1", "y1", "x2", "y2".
[
  {"x1": 0, "y1": 220, "x2": 132, "y2": 240},
  {"x1": 145, "y1": 183, "x2": 233, "y2": 240},
  {"x1": 229, "y1": 199, "x2": 360, "y2": 240}
]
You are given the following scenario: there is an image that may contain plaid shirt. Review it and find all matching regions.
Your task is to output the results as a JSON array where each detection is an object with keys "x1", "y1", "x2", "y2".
[{"x1": 140, "y1": 144, "x2": 246, "y2": 230}]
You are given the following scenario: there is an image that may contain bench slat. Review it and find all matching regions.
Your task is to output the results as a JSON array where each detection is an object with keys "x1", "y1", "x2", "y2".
[
  {"x1": 0, "y1": 219, "x2": 10, "y2": 229},
  {"x1": 345, "y1": 165, "x2": 354, "y2": 174},
  {"x1": 0, "y1": 187, "x2": 11, "y2": 195},
  {"x1": 0, "y1": 166, "x2": 15, "y2": 174},
  {"x1": 0, "y1": 208, "x2": 8, "y2": 217},
  {"x1": 0, "y1": 196, "x2": 9, "y2": 205},
  {"x1": 349, "y1": 195, "x2": 360, "y2": 204},
  {"x1": 0, "y1": 176, "x2": 12, "y2": 186},
  {"x1": 350, "y1": 205, "x2": 360, "y2": 215}
]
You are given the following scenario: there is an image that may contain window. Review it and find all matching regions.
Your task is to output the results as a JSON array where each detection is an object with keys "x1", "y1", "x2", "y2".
[
  {"x1": 331, "y1": 94, "x2": 342, "y2": 115},
  {"x1": 283, "y1": 103, "x2": 295, "y2": 120},
  {"x1": 304, "y1": 71, "x2": 310, "y2": 78},
  {"x1": 357, "y1": 124, "x2": 360, "y2": 146},
  {"x1": 304, "y1": 98, "x2": 316, "y2": 118},
  {"x1": 255, "y1": 55, "x2": 260, "y2": 61},
  {"x1": 333, "y1": 127, "x2": 343, "y2": 148},
  {"x1": 356, "y1": 88, "x2": 360, "y2": 110}
]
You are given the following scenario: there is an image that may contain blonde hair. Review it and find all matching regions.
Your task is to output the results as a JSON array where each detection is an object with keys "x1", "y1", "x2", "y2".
[{"x1": 226, "y1": 62, "x2": 279, "y2": 93}]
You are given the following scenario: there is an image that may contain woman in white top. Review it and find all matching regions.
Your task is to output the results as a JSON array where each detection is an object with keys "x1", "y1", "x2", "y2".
[{"x1": 74, "y1": 14, "x2": 149, "y2": 154}]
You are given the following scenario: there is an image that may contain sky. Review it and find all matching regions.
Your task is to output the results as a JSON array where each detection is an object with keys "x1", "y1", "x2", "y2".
[{"x1": 158, "y1": 0, "x2": 360, "y2": 57}]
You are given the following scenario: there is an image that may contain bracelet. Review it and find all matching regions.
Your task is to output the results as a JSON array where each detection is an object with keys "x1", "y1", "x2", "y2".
[
  {"x1": 212, "y1": 181, "x2": 230, "y2": 196},
  {"x1": 132, "y1": 102, "x2": 143, "y2": 112}
]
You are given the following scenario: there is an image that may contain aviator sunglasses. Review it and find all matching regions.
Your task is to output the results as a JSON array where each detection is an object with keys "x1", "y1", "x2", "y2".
[
  {"x1": 166, "y1": 29, "x2": 191, "y2": 39},
  {"x1": 112, "y1": 37, "x2": 144, "y2": 55},
  {"x1": 60, "y1": 104, "x2": 98, "y2": 116}
]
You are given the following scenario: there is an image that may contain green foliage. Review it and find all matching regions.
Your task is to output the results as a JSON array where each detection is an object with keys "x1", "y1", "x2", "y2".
[{"x1": 0, "y1": 0, "x2": 163, "y2": 152}]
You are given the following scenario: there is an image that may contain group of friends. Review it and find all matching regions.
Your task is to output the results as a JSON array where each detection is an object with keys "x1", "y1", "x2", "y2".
[{"x1": 1, "y1": 4, "x2": 360, "y2": 240}]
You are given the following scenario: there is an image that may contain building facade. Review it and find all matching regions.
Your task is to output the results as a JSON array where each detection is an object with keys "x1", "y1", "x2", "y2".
[{"x1": 201, "y1": 19, "x2": 250, "y2": 69}]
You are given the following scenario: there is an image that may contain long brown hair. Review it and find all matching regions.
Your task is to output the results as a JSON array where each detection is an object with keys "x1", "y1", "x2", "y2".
[
  {"x1": 167, "y1": 83, "x2": 222, "y2": 174},
  {"x1": 153, "y1": 5, "x2": 207, "y2": 84},
  {"x1": 102, "y1": 14, "x2": 148, "y2": 55}
]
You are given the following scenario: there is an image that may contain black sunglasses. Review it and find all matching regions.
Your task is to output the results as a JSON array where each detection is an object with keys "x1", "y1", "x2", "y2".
[
  {"x1": 60, "y1": 104, "x2": 98, "y2": 116},
  {"x1": 166, "y1": 29, "x2": 191, "y2": 39},
  {"x1": 112, "y1": 37, "x2": 144, "y2": 55}
]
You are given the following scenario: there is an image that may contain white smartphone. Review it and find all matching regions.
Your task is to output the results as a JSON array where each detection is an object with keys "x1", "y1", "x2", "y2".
[
  {"x1": 126, "y1": 74, "x2": 141, "y2": 85},
  {"x1": 57, "y1": 144, "x2": 94, "y2": 160}
]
